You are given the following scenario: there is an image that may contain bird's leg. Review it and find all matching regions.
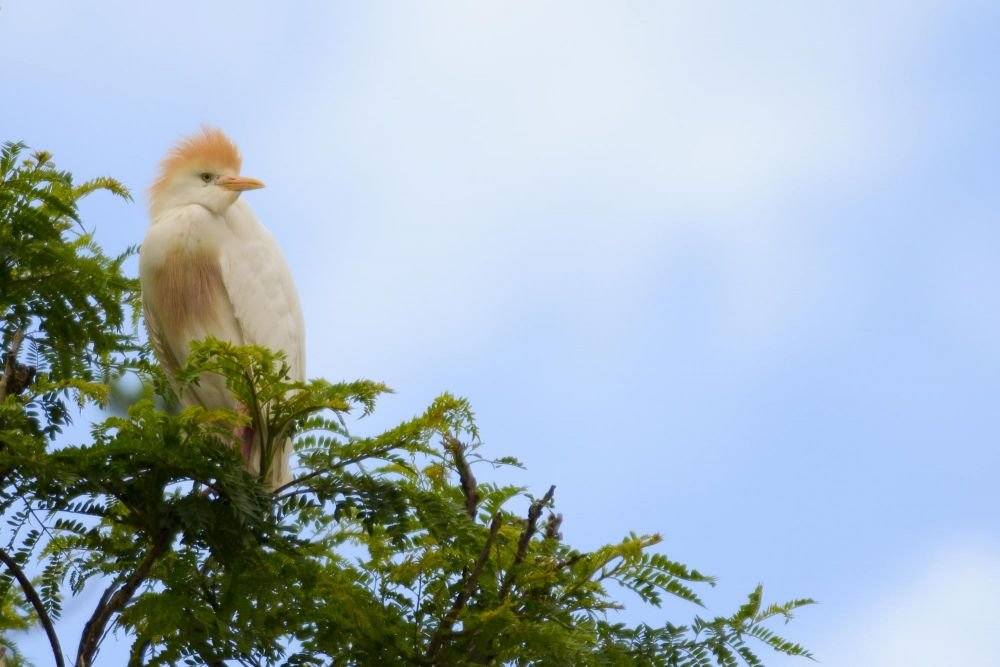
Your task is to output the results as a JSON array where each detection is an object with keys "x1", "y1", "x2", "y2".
[
  {"x1": 238, "y1": 424, "x2": 254, "y2": 463},
  {"x1": 233, "y1": 403, "x2": 256, "y2": 467}
]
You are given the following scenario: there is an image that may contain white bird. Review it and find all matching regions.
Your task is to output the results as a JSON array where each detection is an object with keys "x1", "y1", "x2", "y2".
[{"x1": 140, "y1": 128, "x2": 305, "y2": 489}]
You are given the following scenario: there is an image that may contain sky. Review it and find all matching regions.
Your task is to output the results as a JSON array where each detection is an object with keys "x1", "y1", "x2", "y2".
[{"x1": 3, "y1": 1, "x2": 1000, "y2": 665}]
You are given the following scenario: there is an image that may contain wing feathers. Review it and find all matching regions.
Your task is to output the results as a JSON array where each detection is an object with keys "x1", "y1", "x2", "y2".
[{"x1": 219, "y1": 201, "x2": 305, "y2": 381}]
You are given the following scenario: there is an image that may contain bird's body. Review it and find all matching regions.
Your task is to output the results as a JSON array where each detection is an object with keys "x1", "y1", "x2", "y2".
[{"x1": 140, "y1": 128, "x2": 304, "y2": 489}]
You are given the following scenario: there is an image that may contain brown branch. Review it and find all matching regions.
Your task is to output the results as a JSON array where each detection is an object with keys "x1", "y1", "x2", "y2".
[
  {"x1": 0, "y1": 328, "x2": 26, "y2": 402},
  {"x1": 76, "y1": 530, "x2": 171, "y2": 667},
  {"x1": 426, "y1": 513, "x2": 503, "y2": 661},
  {"x1": 0, "y1": 546, "x2": 65, "y2": 667},
  {"x1": 444, "y1": 436, "x2": 479, "y2": 519},
  {"x1": 497, "y1": 485, "x2": 556, "y2": 601},
  {"x1": 0, "y1": 314, "x2": 31, "y2": 443}
]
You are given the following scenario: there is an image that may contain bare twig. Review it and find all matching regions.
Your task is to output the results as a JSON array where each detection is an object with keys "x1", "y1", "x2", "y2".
[
  {"x1": 444, "y1": 436, "x2": 479, "y2": 519},
  {"x1": 0, "y1": 546, "x2": 65, "y2": 667},
  {"x1": 76, "y1": 530, "x2": 171, "y2": 667},
  {"x1": 497, "y1": 485, "x2": 556, "y2": 601},
  {"x1": 0, "y1": 328, "x2": 26, "y2": 402},
  {"x1": 426, "y1": 513, "x2": 503, "y2": 660}
]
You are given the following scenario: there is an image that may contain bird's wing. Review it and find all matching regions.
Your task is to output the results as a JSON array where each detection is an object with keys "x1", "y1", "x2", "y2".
[
  {"x1": 218, "y1": 202, "x2": 306, "y2": 382},
  {"x1": 141, "y1": 204, "x2": 249, "y2": 409},
  {"x1": 143, "y1": 300, "x2": 182, "y2": 385},
  {"x1": 144, "y1": 300, "x2": 219, "y2": 408}
]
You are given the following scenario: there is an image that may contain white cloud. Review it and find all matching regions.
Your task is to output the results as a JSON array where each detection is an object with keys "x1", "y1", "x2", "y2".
[
  {"x1": 244, "y1": 2, "x2": 951, "y2": 374},
  {"x1": 2, "y1": 2, "x2": 954, "y2": 374},
  {"x1": 1, "y1": 0, "x2": 950, "y2": 376},
  {"x1": 822, "y1": 541, "x2": 1000, "y2": 667}
]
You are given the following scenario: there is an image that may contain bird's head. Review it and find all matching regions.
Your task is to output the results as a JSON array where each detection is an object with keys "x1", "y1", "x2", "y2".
[{"x1": 149, "y1": 127, "x2": 264, "y2": 218}]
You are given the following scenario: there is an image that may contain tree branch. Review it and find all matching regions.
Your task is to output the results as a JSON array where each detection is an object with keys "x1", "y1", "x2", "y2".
[
  {"x1": 75, "y1": 530, "x2": 171, "y2": 667},
  {"x1": 444, "y1": 436, "x2": 479, "y2": 519},
  {"x1": 498, "y1": 485, "x2": 555, "y2": 601},
  {"x1": 426, "y1": 513, "x2": 502, "y2": 660},
  {"x1": 0, "y1": 546, "x2": 65, "y2": 667},
  {"x1": 6, "y1": 268, "x2": 79, "y2": 287},
  {"x1": 0, "y1": 328, "x2": 26, "y2": 402}
]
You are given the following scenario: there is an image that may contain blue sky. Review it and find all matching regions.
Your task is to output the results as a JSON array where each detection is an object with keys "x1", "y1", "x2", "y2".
[{"x1": 4, "y1": 1, "x2": 1000, "y2": 665}]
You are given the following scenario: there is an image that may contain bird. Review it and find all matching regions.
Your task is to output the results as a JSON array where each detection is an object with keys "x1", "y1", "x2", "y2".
[{"x1": 140, "y1": 127, "x2": 305, "y2": 489}]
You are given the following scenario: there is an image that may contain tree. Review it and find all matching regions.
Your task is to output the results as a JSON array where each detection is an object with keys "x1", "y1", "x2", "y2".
[{"x1": 0, "y1": 141, "x2": 814, "y2": 666}]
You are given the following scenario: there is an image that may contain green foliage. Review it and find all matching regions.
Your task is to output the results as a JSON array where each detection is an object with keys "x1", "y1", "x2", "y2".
[
  {"x1": 0, "y1": 144, "x2": 814, "y2": 666},
  {"x1": 0, "y1": 140, "x2": 139, "y2": 438}
]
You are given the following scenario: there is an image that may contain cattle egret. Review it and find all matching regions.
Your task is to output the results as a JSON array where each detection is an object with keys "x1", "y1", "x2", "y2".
[{"x1": 140, "y1": 128, "x2": 305, "y2": 489}]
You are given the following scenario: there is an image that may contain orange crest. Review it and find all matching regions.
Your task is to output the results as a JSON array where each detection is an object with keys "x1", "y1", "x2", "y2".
[{"x1": 150, "y1": 127, "x2": 242, "y2": 200}]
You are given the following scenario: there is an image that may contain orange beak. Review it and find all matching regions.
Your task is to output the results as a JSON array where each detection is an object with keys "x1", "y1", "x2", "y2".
[{"x1": 217, "y1": 175, "x2": 265, "y2": 191}]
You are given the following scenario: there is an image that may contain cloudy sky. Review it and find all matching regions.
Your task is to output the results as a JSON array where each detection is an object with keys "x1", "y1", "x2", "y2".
[{"x1": 4, "y1": 1, "x2": 999, "y2": 665}]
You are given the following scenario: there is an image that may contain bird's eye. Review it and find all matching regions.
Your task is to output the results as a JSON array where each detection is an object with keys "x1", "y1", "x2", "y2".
[{"x1": 199, "y1": 172, "x2": 213, "y2": 183}]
